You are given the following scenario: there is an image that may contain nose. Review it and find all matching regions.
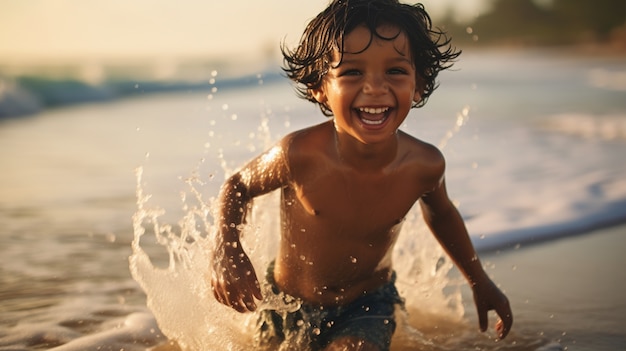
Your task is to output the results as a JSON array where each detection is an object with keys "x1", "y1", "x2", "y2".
[{"x1": 362, "y1": 73, "x2": 388, "y2": 95}]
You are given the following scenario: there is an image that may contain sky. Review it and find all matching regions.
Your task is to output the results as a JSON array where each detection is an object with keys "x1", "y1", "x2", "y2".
[{"x1": 0, "y1": 0, "x2": 486, "y2": 64}]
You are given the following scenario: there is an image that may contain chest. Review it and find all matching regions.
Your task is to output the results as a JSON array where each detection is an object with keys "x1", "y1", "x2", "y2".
[{"x1": 287, "y1": 169, "x2": 420, "y2": 230}]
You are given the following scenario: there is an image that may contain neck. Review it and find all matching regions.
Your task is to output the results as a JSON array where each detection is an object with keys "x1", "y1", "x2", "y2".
[{"x1": 334, "y1": 130, "x2": 399, "y2": 172}]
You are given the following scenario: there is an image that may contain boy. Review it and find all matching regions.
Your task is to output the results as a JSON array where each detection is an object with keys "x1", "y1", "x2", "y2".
[{"x1": 211, "y1": 0, "x2": 513, "y2": 350}]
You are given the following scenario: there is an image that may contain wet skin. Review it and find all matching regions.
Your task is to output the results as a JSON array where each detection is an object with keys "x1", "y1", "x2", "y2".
[{"x1": 211, "y1": 24, "x2": 512, "y2": 341}]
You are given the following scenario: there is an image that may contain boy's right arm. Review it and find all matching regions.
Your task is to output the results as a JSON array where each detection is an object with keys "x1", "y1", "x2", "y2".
[
  {"x1": 211, "y1": 172, "x2": 263, "y2": 312},
  {"x1": 210, "y1": 143, "x2": 292, "y2": 312}
]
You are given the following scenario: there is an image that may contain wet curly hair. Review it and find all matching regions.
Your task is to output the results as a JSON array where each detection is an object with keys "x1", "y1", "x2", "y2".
[{"x1": 281, "y1": 0, "x2": 461, "y2": 116}]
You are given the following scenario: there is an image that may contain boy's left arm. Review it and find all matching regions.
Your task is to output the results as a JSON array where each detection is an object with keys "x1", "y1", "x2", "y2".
[{"x1": 420, "y1": 178, "x2": 513, "y2": 339}]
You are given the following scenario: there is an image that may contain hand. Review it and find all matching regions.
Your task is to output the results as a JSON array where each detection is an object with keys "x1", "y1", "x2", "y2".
[
  {"x1": 472, "y1": 277, "x2": 513, "y2": 340},
  {"x1": 211, "y1": 244, "x2": 263, "y2": 313}
]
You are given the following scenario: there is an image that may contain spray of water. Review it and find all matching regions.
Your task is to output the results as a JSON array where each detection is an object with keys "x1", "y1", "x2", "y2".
[{"x1": 129, "y1": 107, "x2": 473, "y2": 350}]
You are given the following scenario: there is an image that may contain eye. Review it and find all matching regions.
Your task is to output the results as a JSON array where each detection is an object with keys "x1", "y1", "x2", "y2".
[
  {"x1": 388, "y1": 67, "x2": 408, "y2": 75},
  {"x1": 338, "y1": 69, "x2": 361, "y2": 77}
]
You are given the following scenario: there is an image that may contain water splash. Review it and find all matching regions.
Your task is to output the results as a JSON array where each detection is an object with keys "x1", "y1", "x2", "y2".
[{"x1": 129, "y1": 106, "x2": 474, "y2": 350}]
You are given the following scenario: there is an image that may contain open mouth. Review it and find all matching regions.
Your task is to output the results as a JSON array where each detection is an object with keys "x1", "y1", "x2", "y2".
[{"x1": 357, "y1": 107, "x2": 390, "y2": 126}]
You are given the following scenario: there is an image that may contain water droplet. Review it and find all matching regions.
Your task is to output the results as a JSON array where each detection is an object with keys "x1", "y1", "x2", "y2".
[
  {"x1": 383, "y1": 319, "x2": 389, "y2": 325},
  {"x1": 466, "y1": 27, "x2": 474, "y2": 34},
  {"x1": 300, "y1": 255, "x2": 306, "y2": 261},
  {"x1": 222, "y1": 104, "x2": 229, "y2": 111},
  {"x1": 231, "y1": 114, "x2": 238, "y2": 121},
  {"x1": 209, "y1": 78, "x2": 216, "y2": 85},
  {"x1": 296, "y1": 319, "x2": 304, "y2": 326},
  {"x1": 105, "y1": 233, "x2": 116, "y2": 243},
  {"x1": 211, "y1": 70, "x2": 218, "y2": 77},
  {"x1": 312, "y1": 328, "x2": 321, "y2": 335},
  {"x1": 462, "y1": 106, "x2": 470, "y2": 116},
  {"x1": 350, "y1": 256, "x2": 357, "y2": 263},
  {"x1": 207, "y1": 94, "x2": 214, "y2": 100}
]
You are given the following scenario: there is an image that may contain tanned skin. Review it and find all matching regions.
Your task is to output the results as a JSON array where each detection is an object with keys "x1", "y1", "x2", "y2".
[{"x1": 211, "y1": 25, "x2": 512, "y2": 350}]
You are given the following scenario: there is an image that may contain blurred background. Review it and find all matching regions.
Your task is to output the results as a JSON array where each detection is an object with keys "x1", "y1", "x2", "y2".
[{"x1": 1, "y1": 0, "x2": 624, "y2": 119}]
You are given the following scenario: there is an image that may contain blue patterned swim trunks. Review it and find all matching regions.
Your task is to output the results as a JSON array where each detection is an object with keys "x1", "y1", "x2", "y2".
[{"x1": 254, "y1": 262, "x2": 404, "y2": 351}]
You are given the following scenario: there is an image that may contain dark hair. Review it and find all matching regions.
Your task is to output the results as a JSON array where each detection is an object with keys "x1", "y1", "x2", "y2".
[{"x1": 281, "y1": 0, "x2": 461, "y2": 116}]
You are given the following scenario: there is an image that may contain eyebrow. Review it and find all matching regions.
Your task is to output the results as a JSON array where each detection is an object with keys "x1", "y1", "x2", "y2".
[{"x1": 335, "y1": 56, "x2": 413, "y2": 66}]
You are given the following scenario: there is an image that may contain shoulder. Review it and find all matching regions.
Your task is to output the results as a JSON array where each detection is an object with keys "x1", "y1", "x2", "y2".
[
  {"x1": 398, "y1": 131, "x2": 445, "y2": 169},
  {"x1": 397, "y1": 131, "x2": 446, "y2": 185},
  {"x1": 278, "y1": 121, "x2": 335, "y2": 176}
]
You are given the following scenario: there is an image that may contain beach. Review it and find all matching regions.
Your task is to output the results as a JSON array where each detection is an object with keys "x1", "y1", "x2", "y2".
[
  {"x1": 470, "y1": 224, "x2": 626, "y2": 350},
  {"x1": 1, "y1": 49, "x2": 625, "y2": 350}
]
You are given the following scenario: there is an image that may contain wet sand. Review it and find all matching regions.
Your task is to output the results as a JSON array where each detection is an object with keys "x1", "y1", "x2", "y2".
[{"x1": 469, "y1": 224, "x2": 626, "y2": 350}]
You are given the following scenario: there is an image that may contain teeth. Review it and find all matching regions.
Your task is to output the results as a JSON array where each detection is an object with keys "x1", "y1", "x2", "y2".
[
  {"x1": 359, "y1": 107, "x2": 389, "y2": 114},
  {"x1": 361, "y1": 117, "x2": 384, "y2": 125}
]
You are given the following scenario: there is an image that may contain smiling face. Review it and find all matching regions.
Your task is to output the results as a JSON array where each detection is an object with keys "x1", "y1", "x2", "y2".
[{"x1": 312, "y1": 24, "x2": 422, "y2": 146}]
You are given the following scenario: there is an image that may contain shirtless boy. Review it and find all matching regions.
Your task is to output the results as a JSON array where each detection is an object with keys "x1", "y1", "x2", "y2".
[{"x1": 210, "y1": 1, "x2": 512, "y2": 350}]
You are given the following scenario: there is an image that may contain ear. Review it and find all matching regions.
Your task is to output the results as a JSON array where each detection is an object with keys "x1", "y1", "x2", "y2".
[
  {"x1": 311, "y1": 87, "x2": 327, "y2": 104},
  {"x1": 413, "y1": 78, "x2": 425, "y2": 103},
  {"x1": 413, "y1": 88, "x2": 423, "y2": 104}
]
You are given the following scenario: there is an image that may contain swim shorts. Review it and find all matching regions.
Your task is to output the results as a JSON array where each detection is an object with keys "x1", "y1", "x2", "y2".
[{"x1": 254, "y1": 261, "x2": 404, "y2": 351}]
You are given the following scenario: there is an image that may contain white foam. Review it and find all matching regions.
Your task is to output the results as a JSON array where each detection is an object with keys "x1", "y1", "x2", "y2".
[
  {"x1": 48, "y1": 313, "x2": 163, "y2": 351},
  {"x1": 541, "y1": 113, "x2": 626, "y2": 141}
]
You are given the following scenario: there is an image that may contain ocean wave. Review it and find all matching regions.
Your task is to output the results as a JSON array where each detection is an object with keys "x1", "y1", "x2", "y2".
[
  {"x1": 0, "y1": 71, "x2": 282, "y2": 119},
  {"x1": 588, "y1": 67, "x2": 626, "y2": 91},
  {"x1": 539, "y1": 113, "x2": 626, "y2": 141}
]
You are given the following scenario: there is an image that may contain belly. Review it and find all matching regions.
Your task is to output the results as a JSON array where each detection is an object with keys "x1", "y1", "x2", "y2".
[{"x1": 273, "y1": 230, "x2": 397, "y2": 306}]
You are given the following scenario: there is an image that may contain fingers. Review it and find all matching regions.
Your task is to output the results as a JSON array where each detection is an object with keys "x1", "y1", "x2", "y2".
[
  {"x1": 476, "y1": 303, "x2": 489, "y2": 333},
  {"x1": 475, "y1": 292, "x2": 513, "y2": 340},
  {"x1": 211, "y1": 274, "x2": 262, "y2": 313},
  {"x1": 252, "y1": 278, "x2": 262, "y2": 300},
  {"x1": 495, "y1": 298, "x2": 513, "y2": 339}
]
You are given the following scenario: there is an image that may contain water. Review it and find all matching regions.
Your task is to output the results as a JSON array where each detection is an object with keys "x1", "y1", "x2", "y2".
[{"x1": 1, "y1": 50, "x2": 626, "y2": 350}]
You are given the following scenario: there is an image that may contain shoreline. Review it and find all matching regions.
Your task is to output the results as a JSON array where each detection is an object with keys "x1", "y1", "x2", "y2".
[
  {"x1": 473, "y1": 210, "x2": 626, "y2": 254},
  {"x1": 473, "y1": 223, "x2": 626, "y2": 350}
]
